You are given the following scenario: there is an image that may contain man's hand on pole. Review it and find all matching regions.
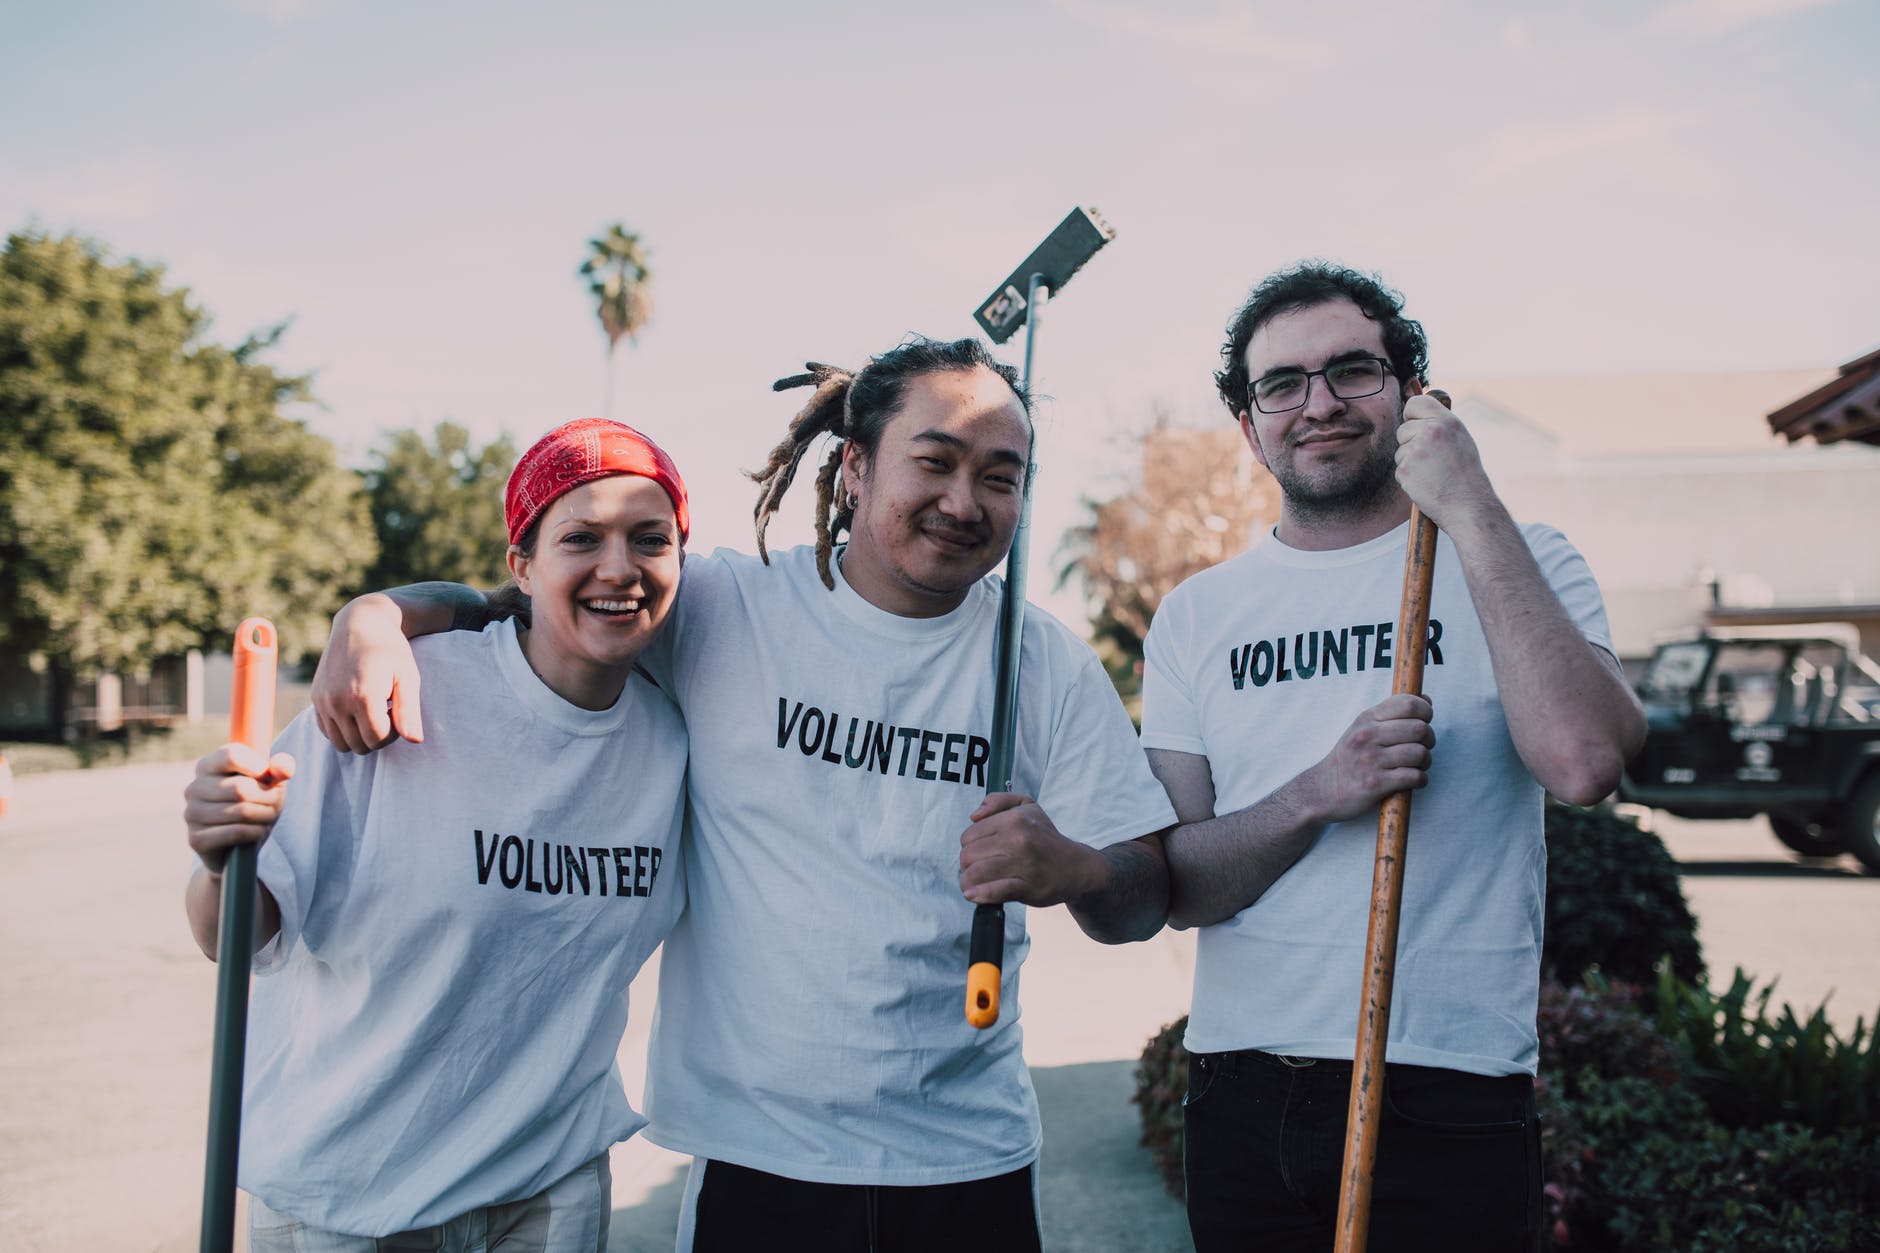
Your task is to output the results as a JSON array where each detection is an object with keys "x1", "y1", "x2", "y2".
[
  {"x1": 312, "y1": 594, "x2": 425, "y2": 753},
  {"x1": 958, "y1": 793, "x2": 1107, "y2": 908},
  {"x1": 1392, "y1": 392, "x2": 1493, "y2": 534},
  {"x1": 1299, "y1": 695, "x2": 1436, "y2": 825}
]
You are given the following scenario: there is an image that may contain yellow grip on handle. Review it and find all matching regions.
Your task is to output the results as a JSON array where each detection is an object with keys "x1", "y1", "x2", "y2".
[{"x1": 966, "y1": 962, "x2": 1001, "y2": 1029}]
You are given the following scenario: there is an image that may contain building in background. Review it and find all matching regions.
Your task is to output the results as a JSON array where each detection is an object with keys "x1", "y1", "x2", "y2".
[{"x1": 1449, "y1": 364, "x2": 1880, "y2": 668}]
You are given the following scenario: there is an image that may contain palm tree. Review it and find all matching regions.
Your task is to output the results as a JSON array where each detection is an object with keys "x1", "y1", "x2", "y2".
[{"x1": 579, "y1": 223, "x2": 653, "y2": 420}]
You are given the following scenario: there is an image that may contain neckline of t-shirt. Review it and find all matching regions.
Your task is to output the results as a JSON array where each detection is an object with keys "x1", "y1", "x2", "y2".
[
  {"x1": 828, "y1": 546, "x2": 993, "y2": 642},
  {"x1": 490, "y1": 617, "x2": 636, "y2": 734},
  {"x1": 1252, "y1": 519, "x2": 1418, "y2": 570}
]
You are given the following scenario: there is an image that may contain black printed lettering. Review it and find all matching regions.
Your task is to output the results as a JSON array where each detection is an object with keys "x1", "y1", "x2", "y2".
[
  {"x1": 940, "y1": 733, "x2": 965, "y2": 783},
  {"x1": 798, "y1": 707, "x2": 825, "y2": 755},
  {"x1": 915, "y1": 730, "x2": 941, "y2": 780},
  {"x1": 1352, "y1": 624, "x2": 1375, "y2": 671},
  {"x1": 565, "y1": 845, "x2": 591, "y2": 895},
  {"x1": 587, "y1": 847, "x2": 611, "y2": 895},
  {"x1": 613, "y1": 847, "x2": 632, "y2": 897},
  {"x1": 966, "y1": 735, "x2": 990, "y2": 788},
  {"x1": 633, "y1": 845, "x2": 651, "y2": 897},
  {"x1": 1294, "y1": 632, "x2": 1319, "y2": 680},
  {"x1": 1323, "y1": 629, "x2": 1348, "y2": 676},
  {"x1": 844, "y1": 719, "x2": 870, "y2": 768},
  {"x1": 1251, "y1": 640, "x2": 1275, "y2": 686},
  {"x1": 1426, "y1": 617, "x2": 1444, "y2": 666},
  {"x1": 525, "y1": 839, "x2": 543, "y2": 892},
  {"x1": 769, "y1": 692, "x2": 992, "y2": 789},
  {"x1": 1276, "y1": 634, "x2": 1292, "y2": 682},
  {"x1": 1375, "y1": 622, "x2": 1393, "y2": 669},
  {"x1": 499, "y1": 835, "x2": 524, "y2": 889},
  {"x1": 475, "y1": 830, "x2": 500, "y2": 884},
  {"x1": 1229, "y1": 643, "x2": 1252, "y2": 692},
  {"x1": 777, "y1": 698, "x2": 803, "y2": 749},
  {"x1": 648, "y1": 846, "x2": 663, "y2": 892}
]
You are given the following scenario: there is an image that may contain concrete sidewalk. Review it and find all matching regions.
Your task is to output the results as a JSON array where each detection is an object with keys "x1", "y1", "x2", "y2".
[{"x1": 0, "y1": 761, "x2": 1195, "y2": 1251}]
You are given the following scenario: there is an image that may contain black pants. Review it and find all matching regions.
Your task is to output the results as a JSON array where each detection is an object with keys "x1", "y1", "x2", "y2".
[
  {"x1": 690, "y1": 1159, "x2": 1042, "y2": 1253},
  {"x1": 1182, "y1": 1049, "x2": 1541, "y2": 1252}
]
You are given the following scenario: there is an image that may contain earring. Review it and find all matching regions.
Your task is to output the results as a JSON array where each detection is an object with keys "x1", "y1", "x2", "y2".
[{"x1": 847, "y1": 491, "x2": 859, "y2": 510}]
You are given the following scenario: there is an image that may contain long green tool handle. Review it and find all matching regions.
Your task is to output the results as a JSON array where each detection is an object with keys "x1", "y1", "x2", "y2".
[
  {"x1": 966, "y1": 275, "x2": 1050, "y2": 1030},
  {"x1": 201, "y1": 617, "x2": 277, "y2": 1253}
]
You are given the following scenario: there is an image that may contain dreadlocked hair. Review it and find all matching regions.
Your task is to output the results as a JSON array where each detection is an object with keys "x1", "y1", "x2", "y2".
[
  {"x1": 750, "y1": 362, "x2": 855, "y2": 587},
  {"x1": 748, "y1": 337, "x2": 1031, "y2": 590}
]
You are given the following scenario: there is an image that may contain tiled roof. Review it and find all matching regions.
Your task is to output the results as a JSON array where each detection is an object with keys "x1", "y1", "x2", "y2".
[{"x1": 1765, "y1": 347, "x2": 1880, "y2": 446}]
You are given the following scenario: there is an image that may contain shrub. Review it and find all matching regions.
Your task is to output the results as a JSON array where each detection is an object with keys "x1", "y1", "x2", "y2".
[
  {"x1": 1541, "y1": 1067, "x2": 1880, "y2": 1251},
  {"x1": 1131, "y1": 1015, "x2": 1188, "y2": 1198},
  {"x1": 1544, "y1": 803, "x2": 1704, "y2": 988},
  {"x1": 1536, "y1": 980, "x2": 1695, "y2": 1246},
  {"x1": 1537, "y1": 976, "x2": 1685, "y2": 1098},
  {"x1": 1654, "y1": 966, "x2": 1880, "y2": 1134}
]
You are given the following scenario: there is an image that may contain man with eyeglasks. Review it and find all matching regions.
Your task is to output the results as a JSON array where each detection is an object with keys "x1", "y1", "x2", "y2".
[{"x1": 1138, "y1": 262, "x2": 1644, "y2": 1251}]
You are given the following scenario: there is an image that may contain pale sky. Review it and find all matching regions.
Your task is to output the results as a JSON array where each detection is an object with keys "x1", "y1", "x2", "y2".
[{"x1": 5, "y1": 0, "x2": 1876, "y2": 625}]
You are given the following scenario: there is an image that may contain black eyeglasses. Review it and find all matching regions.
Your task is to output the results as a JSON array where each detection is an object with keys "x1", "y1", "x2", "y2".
[{"x1": 1248, "y1": 356, "x2": 1394, "y2": 413}]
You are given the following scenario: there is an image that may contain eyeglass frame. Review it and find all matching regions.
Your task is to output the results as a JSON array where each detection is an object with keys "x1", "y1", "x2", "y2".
[{"x1": 1246, "y1": 354, "x2": 1398, "y2": 414}]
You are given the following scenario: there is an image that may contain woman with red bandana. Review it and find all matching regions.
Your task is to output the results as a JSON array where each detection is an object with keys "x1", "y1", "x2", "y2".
[{"x1": 182, "y1": 419, "x2": 690, "y2": 1252}]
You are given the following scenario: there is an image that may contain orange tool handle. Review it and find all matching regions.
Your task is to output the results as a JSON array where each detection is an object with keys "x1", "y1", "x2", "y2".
[
  {"x1": 965, "y1": 903, "x2": 1004, "y2": 1029},
  {"x1": 230, "y1": 618, "x2": 278, "y2": 753},
  {"x1": 1334, "y1": 389, "x2": 1450, "y2": 1253},
  {"x1": 201, "y1": 616, "x2": 278, "y2": 1253}
]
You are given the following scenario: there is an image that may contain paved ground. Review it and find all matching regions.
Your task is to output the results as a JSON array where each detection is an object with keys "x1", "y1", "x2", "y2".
[{"x1": 1, "y1": 762, "x2": 1873, "y2": 1251}]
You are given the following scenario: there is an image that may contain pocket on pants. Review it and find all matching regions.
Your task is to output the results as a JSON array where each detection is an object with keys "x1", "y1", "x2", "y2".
[
  {"x1": 1182, "y1": 1053, "x2": 1221, "y2": 1109},
  {"x1": 1382, "y1": 1067, "x2": 1530, "y2": 1134}
]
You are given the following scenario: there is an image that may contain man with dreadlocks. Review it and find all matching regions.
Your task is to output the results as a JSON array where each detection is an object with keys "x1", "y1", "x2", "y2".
[{"x1": 309, "y1": 336, "x2": 1177, "y2": 1253}]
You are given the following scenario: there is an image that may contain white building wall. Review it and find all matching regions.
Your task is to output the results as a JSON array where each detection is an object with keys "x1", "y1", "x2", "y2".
[{"x1": 1485, "y1": 444, "x2": 1880, "y2": 658}]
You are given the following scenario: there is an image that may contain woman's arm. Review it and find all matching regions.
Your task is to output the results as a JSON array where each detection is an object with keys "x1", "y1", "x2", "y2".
[{"x1": 311, "y1": 582, "x2": 489, "y2": 752}]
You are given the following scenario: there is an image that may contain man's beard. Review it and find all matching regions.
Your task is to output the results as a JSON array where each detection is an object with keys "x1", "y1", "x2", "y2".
[{"x1": 1267, "y1": 408, "x2": 1402, "y2": 527}]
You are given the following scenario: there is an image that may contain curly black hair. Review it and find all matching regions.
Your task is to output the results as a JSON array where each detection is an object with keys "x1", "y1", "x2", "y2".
[{"x1": 1214, "y1": 262, "x2": 1429, "y2": 420}]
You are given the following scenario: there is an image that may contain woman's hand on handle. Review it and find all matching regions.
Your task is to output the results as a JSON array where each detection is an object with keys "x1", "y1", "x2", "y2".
[{"x1": 184, "y1": 743, "x2": 295, "y2": 872}]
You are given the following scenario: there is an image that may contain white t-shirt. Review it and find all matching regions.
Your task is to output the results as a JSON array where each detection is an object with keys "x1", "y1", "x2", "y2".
[
  {"x1": 639, "y1": 546, "x2": 1177, "y2": 1185},
  {"x1": 1141, "y1": 521, "x2": 1615, "y2": 1076},
  {"x1": 240, "y1": 619, "x2": 687, "y2": 1236}
]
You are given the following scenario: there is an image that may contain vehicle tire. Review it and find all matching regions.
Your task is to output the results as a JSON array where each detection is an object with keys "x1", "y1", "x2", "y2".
[
  {"x1": 1842, "y1": 773, "x2": 1880, "y2": 875},
  {"x1": 1768, "y1": 812, "x2": 1846, "y2": 859}
]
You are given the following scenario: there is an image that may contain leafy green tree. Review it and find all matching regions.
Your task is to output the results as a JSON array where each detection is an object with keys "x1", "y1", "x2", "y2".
[
  {"x1": 0, "y1": 230, "x2": 376, "y2": 676},
  {"x1": 579, "y1": 223, "x2": 653, "y2": 419},
  {"x1": 360, "y1": 421, "x2": 516, "y2": 593}
]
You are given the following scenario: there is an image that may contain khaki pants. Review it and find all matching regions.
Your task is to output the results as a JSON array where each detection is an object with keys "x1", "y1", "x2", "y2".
[{"x1": 247, "y1": 1152, "x2": 611, "y2": 1253}]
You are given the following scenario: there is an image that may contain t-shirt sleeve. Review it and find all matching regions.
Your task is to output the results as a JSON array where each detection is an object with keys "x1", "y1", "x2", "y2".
[
  {"x1": 1036, "y1": 649, "x2": 1178, "y2": 852},
  {"x1": 645, "y1": 548, "x2": 737, "y2": 698},
  {"x1": 1521, "y1": 524, "x2": 1617, "y2": 663},
  {"x1": 1140, "y1": 589, "x2": 1207, "y2": 756},
  {"x1": 251, "y1": 709, "x2": 369, "y2": 974}
]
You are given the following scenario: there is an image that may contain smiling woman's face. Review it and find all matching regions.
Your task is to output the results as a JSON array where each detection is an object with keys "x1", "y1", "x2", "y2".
[{"x1": 509, "y1": 475, "x2": 681, "y2": 708}]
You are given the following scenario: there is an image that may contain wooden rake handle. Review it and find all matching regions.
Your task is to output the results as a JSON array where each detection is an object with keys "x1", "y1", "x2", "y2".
[{"x1": 1333, "y1": 389, "x2": 1450, "y2": 1253}]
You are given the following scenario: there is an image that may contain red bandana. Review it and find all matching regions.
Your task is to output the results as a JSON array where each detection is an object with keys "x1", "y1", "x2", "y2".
[{"x1": 504, "y1": 419, "x2": 690, "y2": 546}]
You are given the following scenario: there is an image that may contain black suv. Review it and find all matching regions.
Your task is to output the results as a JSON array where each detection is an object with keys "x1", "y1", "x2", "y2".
[{"x1": 1619, "y1": 625, "x2": 1880, "y2": 872}]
